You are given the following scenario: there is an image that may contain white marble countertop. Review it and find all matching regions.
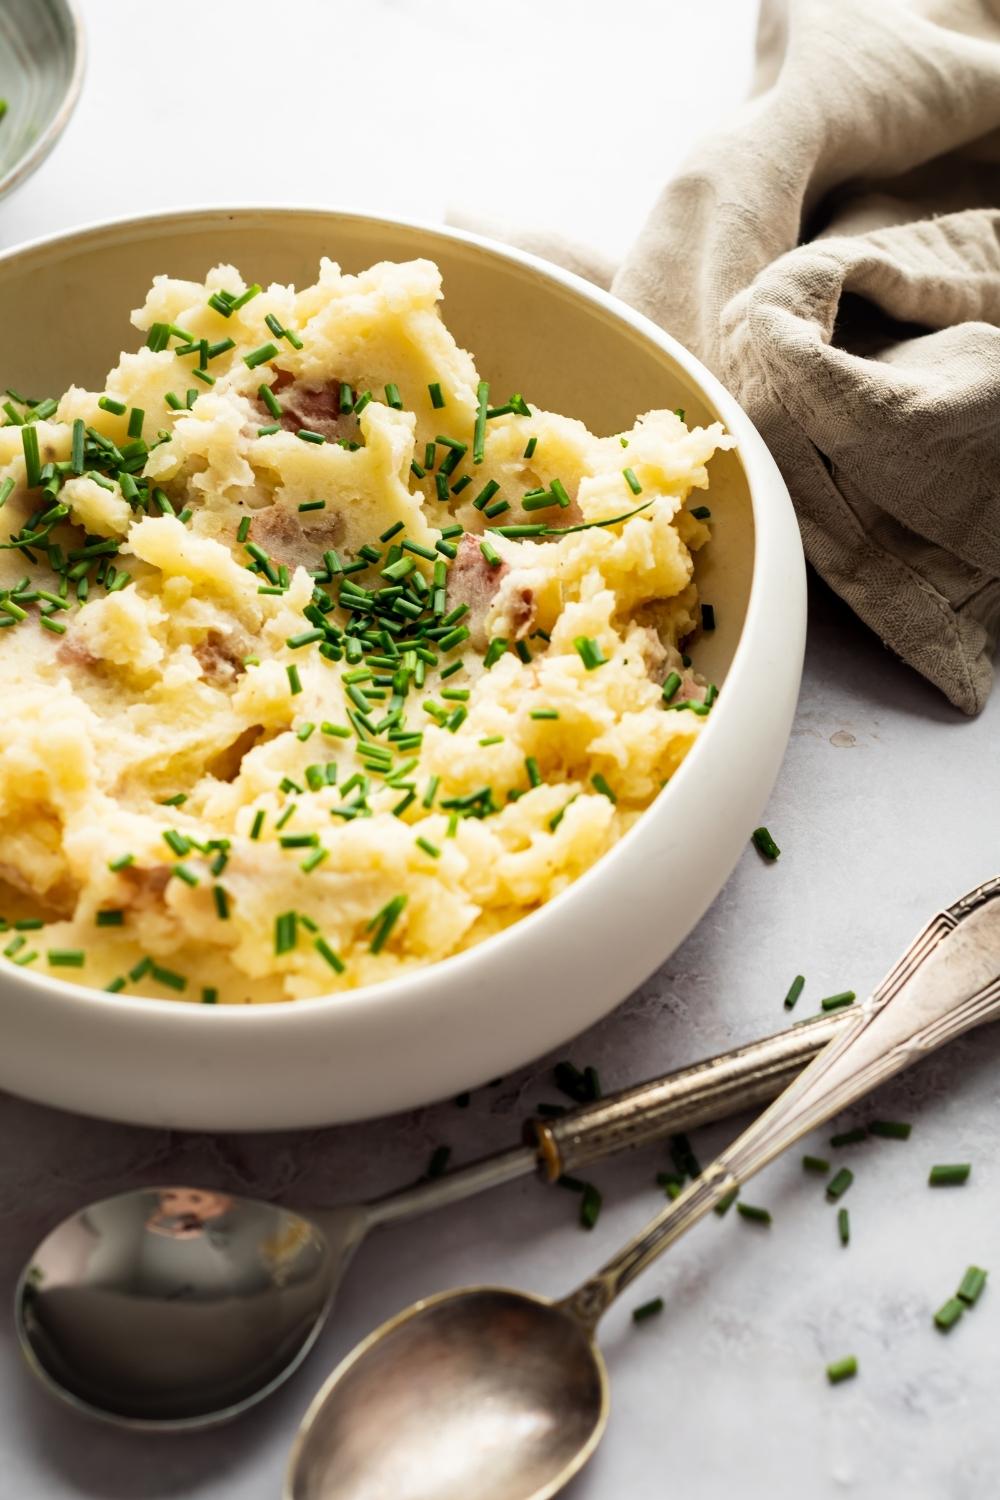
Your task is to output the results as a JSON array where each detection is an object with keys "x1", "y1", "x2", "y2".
[{"x1": 3, "y1": 3, "x2": 1000, "y2": 1497}]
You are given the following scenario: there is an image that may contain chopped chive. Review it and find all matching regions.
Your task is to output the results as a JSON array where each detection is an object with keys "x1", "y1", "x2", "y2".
[
  {"x1": 21, "y1": 425, "x2": 41, "y2": 488},
  {"x1": 480, "y1": 539, "x2": 503, "y2": 568},
  {"x1": 296, "y1": 429, "x2": 325, "y2": 444},
  {"x1": 301, "y1": 848, "x2": 328, "y2": 873},
  {"x1": 837, "y1": 1207, "x2": 850, "y2": 1246},
  {"x1": 368, "y1": 893, "x2": 407, "y2": 953},
  {"x1": 201, "y1": 987, "x2": 218, "y2": 1004},
  {"x1": 591, "y1": 773, "x2": 616, "y2": 802},
  {"x1": 934, "y1": 1297, "x2": 964, "y2": 1332},
  {"x1": 530, "y1": 708, "x2": 559, "y2": 720},
  {"x1": 40, "y1": 617, "x2": 67, "y2": 635},
  {"x1": 249, "y1": 809, "x2": 266, "y2": 840},
  {"x1": 632, "y1": 1298, "x2": 664, "y2": 1324},
  {"x1": 830, "y1": 1128, "x2": 867, "y2": 1147},
  {"x1": 243, "y1": 342, "x2": 279, "y2": 370},
  {"x1": 783, "y1": 974, "x2": 805, "y2": 1010},
  {"x1": 736, "y1": 1202, "x2": 771, "y2": 1225},
  {"x1": 803, "y1": 1155, "x2": 830, "y2": 1174},
  {"x1": 384, "y1": 383, "x2": 403, "y2": 410},
  {"x1": 826, "y1": 1168, "x2": 854, "y2": 1201},
  {"x1": 69, "y1": 417, "x2": 86, "y2": 474},
  {"x1": 314, "y1": 936, "x2": 345, "y2": 973},
  {"x1": 151, "y1": 964, "x2": 187, "y2": 992},
  {"x1": 868, "y1": 1120, "x2": 912, "y2": 1140},
  {"x1": 623, "y1": 467, "x2": 642, "y2": 495},
  {"x1": 428, "y1": 381, "x2": 445, "y2": 409},
  {"x1": 473, "y1": 380, "x2": 489, "y2": 464},
  {"x1": 47, "y1": 948, "x2": 85, "y2": 968},
  {"x1": 274, "y1": 911, "x2": 298, "y2": 955},
  {"x1": 213, "y1": 885, "x2": 230, "y2": 920},
  {"x1": 957, "y1": 1266, "x2": 988, "y2": 1306},
  {"x1": 821, "y1": 991, "x2": 856, "y2": 1012},
  {"x1": 662, "y1": 671, "x2": 682, "y2": 704},
  {"x1": 714, "y1": 1187, "x2": 739, "y2": 1217},
  {"x1": 286, "y1": 664, "x2": 303, "y2": 695},
  {"x1": 105, "y1": 977, "x2": 127, "y2": 993},
  {"x1": 523, "y1": 436, "x2": 537, "y2": 458},
  {"x1": 478, "y1": 735, "x2": 504, "y2": 747},
  {"x1": 751, "y1": 826, "x2": 780, "y2": 861},
  {"x1": 416, "y1": 836, "x2": 440, "y2": 859},
  {"x1": 929, "y1": 1163, "x2": 971, "y2": 1187},
  {"x1": 826, "y1": 1356, "x2": 857, "y2": 1384},
  {"x1": 108, "y1": 853, "x2": 134, "y2": 872},
  {"x1": 690, "y1": 505, "x2": 711, "y2": 520},
  {"x1": 574, "y1": 636, "x2": 607, "y2": 671},
  {"x1": 579, "y1": 1183, "x2": 602, "y2": 1230},
  {"x1": 172, "y1": 863, "x2": 199, "y2": 887},
  {"x1": 96, "y1": 909, "x2": 125, "y2": 927}
]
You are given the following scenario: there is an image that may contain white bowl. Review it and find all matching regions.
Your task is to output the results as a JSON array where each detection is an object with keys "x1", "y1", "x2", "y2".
[{"x1": 0, "y1": 207, "x2": 805, "y2": 1130}]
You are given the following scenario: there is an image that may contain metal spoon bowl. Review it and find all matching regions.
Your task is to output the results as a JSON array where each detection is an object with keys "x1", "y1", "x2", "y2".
[
  {"x1": 287, "y1": 1289, "x2": 605, "y2": 1500},
  {"x1": 285, "y1": 878, "x2": 1000, "y2": 1500}
]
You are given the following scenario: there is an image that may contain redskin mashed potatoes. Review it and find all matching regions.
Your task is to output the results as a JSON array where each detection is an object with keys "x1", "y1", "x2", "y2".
[{"x1": 0, "y1": 258, "x2": 732, "y2": 1002}]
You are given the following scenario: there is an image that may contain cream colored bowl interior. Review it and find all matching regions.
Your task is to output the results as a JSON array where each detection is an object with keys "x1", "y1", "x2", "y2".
[{"x1": 0, "y1": 209, "x2": 798, "y2": 1130}]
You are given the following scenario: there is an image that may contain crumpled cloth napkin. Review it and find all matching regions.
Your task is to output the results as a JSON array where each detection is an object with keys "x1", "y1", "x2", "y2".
[{"x1": 463, "y1": 0, "x2": 1000, "y2": 714}]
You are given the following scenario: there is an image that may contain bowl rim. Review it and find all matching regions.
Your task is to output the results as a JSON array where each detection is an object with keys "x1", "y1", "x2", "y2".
[
  {"x1": 0, "y1": 0, "x2": 87, "y2": 201},
  {"x1": 0, "y1": 202, "x2": 791, "y2": 1030}
]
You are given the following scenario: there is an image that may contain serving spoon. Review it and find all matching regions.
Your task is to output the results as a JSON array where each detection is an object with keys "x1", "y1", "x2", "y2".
[
  {"x1": 16, "y1": 1007, "x2": 857, "y2": 1430},
  {"x1": 285, "y1": 876, "x2": 1000, "y2": 1500}
]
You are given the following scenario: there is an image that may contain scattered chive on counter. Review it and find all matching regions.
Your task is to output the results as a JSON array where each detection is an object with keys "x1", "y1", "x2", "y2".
[
  {"x1": 928, "y1": 1163, "x2": 971, "y2": 1186},
  {"x1": 826, "y1": 1356, "x2": 857, "y2": 1385},
  {"x1": 825, "y1": 1168, "x2": 854, "y2": 1201},
  {"x1": 736, "y1": 1202, "x2": 771, "y2": 1226},
  {"x1": 821, "y1": 990, "x2": 856, "y2": 1012},
  {"x1": 751, "y1": 826, "x2": 780, "y2": 861},
  {"x1": 632, "y1": 1298, "x2": 664, "y2": 1324},
  {"x1": 783, "y1": 973, "x2": 805, "y2": 1010}
]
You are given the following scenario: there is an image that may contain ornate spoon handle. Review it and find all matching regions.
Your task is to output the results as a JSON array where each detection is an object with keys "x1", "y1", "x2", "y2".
[{"x1": 562, "y1": 876, "x2": 1000, "y2": 1327}]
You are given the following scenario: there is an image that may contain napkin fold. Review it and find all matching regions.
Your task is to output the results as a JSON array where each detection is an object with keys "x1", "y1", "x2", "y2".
[{"x1": 469, "y1": 0, "x2": 1000, "y2": 713}]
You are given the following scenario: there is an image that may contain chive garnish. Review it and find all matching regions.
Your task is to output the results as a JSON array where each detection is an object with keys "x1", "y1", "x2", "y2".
[
  {"x1": 622, "y1": 467, "x2": 642, "y2": 495},
  {"x1": 368, "y1": 894, "x2": 407, "y2": 953},
  {"x1": 108, "y1": 853, "x2": 134, "y2": 872},
  {"x1": 428, "y1": 382, "x2": 445, "y2": 409},
  {"x1": 152, "y1": 964, "x2": 187, "y2": 992},
  {"x1": 782, "y1": 974, "x2": 805, "y2": 1009},
  {"x1": 591, "y1": 773, "x2": 616, "y2": 802},
  {"x1": 21, "y1": 425, "x2": 41, "y2": 488},
  {"x1": 96, "y1": 909, "x2": 125, "y2": 927},
  {"x1": 868, "y1": 1120, "x2": 912, "y2": 1140},
  {"x1": 384, "y1": 383, "x2": 403, "y2": 410},
  {"x1": 957, "y1": 1266, "x2": 988, "y2": 1305},
  {"x1": 574, "y1": 636, "x2": 606, "y2": 671},
  {"x1": 826, "y1": 1168, "x2": 853, "y2": 1201},
  {"x1": 314, "y1": 936, "x2": 345, "y2": 973},
  {"x1": 274, "y1": 911, "x2": 298, "y2": 955},
  {"x1": 201, "y1": 987, "x2": 218, "y2": 1004},
  {"x1": 830, "y1": 1128, "x2": 867, "y2": 1147},
  {"x1": 244, "y1": 342, "x2": 279, "y2": 370},
  {"x1": 579, "y1": 1183, "x2": 602, "y2": 1230},
  {"x1": 929, "y1": 1163, "x2": 971, "y2": 1186},
  {"x1": 736, "y1": 1202, "x2": 771, "y2": 1225},
  {"x1": 691, "y1": 505, "x2": 711, "y2": 520},
  {"x1": 934, "y1": 1297, "x2": 964, "y2": 1332},
  {"x1": 47, "y1": 949, "x2": 85, "y2": 967},
  {"x1": 751, "y1": 826, "x2": 780, "y2": 861},
  {"x1": 632, "y1": 1298, "x2": 664, "y2": 1324},
  {"x1": 826, "y1": 1356, "x2": 857, "y2": 1384},
  {"x1": 714, "y1": 1187, "x2": 739, "y2": 1217},
  {"x1": 821, "y1": 991, "x2": 856, "y2": 1012},
  {"x1": 803, "y1": 1155, "x2": 830, "y2": 1174}
]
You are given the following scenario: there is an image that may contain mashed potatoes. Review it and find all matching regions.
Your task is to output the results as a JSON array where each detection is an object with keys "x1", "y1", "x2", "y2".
[{"x1": 0, "y1": 258, "x2": 731, "y2": 1002}]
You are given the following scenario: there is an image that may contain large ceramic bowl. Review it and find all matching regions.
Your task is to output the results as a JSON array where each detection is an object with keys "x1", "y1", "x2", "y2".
[
  {"x1": 0, "y1": 208, "x2": 805, "y2": 1130},
  {"x1": 0, "y1": 0, "x2": 84, "y2": 201}
]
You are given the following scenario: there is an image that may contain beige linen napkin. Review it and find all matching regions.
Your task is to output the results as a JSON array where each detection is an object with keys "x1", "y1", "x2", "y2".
[{"x1": 467, "y1": 0, "x2": 1000, "y2": 713}]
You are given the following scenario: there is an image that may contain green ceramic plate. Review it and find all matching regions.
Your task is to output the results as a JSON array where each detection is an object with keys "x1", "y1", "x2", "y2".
[{"x1": 0, "y1": 0, "x2": 84, "y2": 200}]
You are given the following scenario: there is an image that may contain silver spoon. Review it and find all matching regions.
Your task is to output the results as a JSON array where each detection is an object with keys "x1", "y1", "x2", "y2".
[
  {"x1": 285, "y1": 877, "x2": 1000, "y2": 1500},
  {"x1": 16, "y1": 1008, "x2": 856, "y2": 1430}
]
